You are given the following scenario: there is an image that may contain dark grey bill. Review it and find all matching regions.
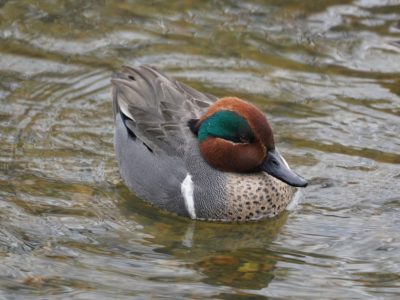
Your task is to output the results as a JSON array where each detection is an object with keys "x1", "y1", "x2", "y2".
[{"x1": 261, "y1": 149, "x2": 308, "y2": 187}]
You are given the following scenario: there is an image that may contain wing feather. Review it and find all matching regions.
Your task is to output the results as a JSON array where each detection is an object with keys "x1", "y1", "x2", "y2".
[{"x1": 112, "y1": 65, "x2": 215, "y2": 156}]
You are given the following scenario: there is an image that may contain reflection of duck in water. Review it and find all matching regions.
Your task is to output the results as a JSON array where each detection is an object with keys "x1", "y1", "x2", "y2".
[
  {"x1": 112, "y1": 65, "x2": 307, "y2": 221},
  {"x1": 118, "y1": 190, "x2": 288, "y2": 290}
]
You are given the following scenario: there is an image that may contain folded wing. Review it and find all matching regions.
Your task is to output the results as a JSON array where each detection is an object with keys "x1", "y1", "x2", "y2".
[{"x1": 112, "y1": 65, "x2": 216, "y2": 156}]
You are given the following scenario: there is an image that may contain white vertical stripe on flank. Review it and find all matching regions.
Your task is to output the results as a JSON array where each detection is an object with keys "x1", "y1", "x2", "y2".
[{"x1": 181, "y1": 173, "x2": 196, "y2": 219}]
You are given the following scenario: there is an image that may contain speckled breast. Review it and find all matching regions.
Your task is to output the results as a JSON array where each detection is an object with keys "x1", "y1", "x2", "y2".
[{"x1": 223, "y1": 172, "x2": 297, "y2": 221}]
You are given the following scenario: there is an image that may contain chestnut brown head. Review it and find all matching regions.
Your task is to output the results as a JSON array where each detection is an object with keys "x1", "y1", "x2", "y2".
[{"x1": 189, "y1": 97, "x2": 307, "y2": 187}]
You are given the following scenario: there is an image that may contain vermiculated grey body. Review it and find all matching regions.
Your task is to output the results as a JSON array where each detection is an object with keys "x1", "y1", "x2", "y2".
[
  {"x1": 114, "y1": 113, "x2": 189, "y2": 216},
  {"x1": 112, "y1": 65, "x2": 296, "y2": 221}
]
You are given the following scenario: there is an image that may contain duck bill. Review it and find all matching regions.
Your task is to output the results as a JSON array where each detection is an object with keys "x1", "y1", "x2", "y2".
[{"x1": 261, "y1": 149, "x2": 308, "y2": 187}]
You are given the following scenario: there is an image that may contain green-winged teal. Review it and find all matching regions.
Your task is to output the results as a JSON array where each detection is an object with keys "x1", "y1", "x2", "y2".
[{"x1": 112, "y1": 65, "x2": 307, "y2": 222}]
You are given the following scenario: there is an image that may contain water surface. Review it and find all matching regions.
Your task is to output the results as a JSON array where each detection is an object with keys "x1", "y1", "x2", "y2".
[{"x1": 0, "y1": 0, "x2": 400, "y2": 299}]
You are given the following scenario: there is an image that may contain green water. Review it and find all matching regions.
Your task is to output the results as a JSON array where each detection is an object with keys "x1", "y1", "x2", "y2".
[{"x1": 0, "y1": 1, "x2": 400, "y2": 299}]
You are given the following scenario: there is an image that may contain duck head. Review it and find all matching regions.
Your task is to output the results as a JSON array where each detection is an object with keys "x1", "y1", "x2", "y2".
[{"x1": 189, "y1": 97, "x2": 307, "y2": 188}]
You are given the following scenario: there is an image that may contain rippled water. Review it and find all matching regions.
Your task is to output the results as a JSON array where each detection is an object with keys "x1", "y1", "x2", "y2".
[{"x1": 1, "y1": 0, "x2": 399, "y2": 299}]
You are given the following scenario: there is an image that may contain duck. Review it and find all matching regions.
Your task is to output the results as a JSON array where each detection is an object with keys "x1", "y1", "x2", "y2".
[{"x1": 111, "y1": 65, "x2": 307, "y2": 222}]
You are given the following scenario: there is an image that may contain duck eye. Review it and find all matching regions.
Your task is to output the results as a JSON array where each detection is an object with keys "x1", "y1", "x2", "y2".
[
  {"x1": 238, "y1": 134, "x2": 253, "y2": 144},
  {"x1": 238, "y1": 134, "x2": 250, "y2": 144}
]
